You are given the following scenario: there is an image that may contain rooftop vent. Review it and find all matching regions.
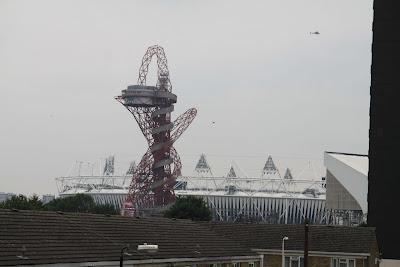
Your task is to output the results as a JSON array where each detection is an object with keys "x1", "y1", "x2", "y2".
[{"x1": 138, "y1": 243, "x2": 158, "y2": 252}]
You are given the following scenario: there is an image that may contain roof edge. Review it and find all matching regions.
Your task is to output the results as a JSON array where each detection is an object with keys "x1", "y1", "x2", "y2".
[
  {"x1": 26, "y1": 255, "x2": 263, "y2": 267},
  {"x1": 325, "y1": 151, "x2": 368, "y2": 157},
  {"x1": 252, "y1": 249, "x2": 370, "y2": 258}
]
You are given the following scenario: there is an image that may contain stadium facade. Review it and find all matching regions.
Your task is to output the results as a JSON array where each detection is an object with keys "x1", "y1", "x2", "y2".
[{"x1": 56, "y1": 154, "x2": 337, "y2": 224}]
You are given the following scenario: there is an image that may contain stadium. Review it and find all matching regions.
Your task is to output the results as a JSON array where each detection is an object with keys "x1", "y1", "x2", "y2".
[{"x1": 56, "y1": 154, "x2": 331, "y2": 224}]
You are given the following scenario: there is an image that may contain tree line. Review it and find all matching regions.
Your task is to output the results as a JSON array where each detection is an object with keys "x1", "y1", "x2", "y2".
[
  {"x1": 0, "y1": 194, "x2": 119, "y2": 215},
  {"x1": 164, "y1": 196, "x2": 212, "y2": 221},
  {"x1": 0, "y1": 193, "x2": 212, "y2": 221}
]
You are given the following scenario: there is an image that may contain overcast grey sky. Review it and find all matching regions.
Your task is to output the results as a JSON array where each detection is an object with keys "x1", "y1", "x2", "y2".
[{"x1": 0, "y1": 0, "x2": 373, "y2": 195}]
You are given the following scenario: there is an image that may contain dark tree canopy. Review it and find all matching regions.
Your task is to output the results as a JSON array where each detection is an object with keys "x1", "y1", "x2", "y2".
[
  {"x1": 45, "y1": 194, "x2": 93, "y2": 213},
  {"x1": 45, "y1": 194, "x2": 118, "y2": 214},
  {"x1": 0, "y1": 194, "x2": 119, "y2": 215},
  {"x1": 164, "y1": 196, "x2": 212, "y2": 221},
  {"x1": 0, "y1": 194, "x2": 44, "y2": 210}
]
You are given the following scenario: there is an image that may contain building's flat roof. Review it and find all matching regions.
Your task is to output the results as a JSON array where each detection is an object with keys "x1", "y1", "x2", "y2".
[{"x1": 326, "y1": 152, "x2": 368, "y2": 176}]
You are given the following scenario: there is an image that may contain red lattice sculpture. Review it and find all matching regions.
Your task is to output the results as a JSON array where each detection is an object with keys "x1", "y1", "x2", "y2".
[{"x1": 116, "y1": 45, "x2": 197, "y2": 216}]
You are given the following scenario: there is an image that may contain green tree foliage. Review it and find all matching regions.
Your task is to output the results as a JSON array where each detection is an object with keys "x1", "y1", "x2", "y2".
[
  {"x1": 164, "y1": 196, "x2": 212, "y2": 221},
  {"x1": 0, "y1": 193, "x2": 119, "y2": 215},
  {"x1": 45, "y1": 194, "x2": 96, "y2": 213},
  {"x1": 89, "y1": 202, "x2": 119, "y2": 215},
  {"x1": 0, "y1": 194, "x2": 44, "y2": 210},
  {"x1": 45, "y1": 194, "x2": 119, "y2": 215}
]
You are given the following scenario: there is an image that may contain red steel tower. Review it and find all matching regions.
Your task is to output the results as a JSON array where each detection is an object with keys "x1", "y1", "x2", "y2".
[{"x1": 116, "y1": 45, "x2": 197, "y2": 216}]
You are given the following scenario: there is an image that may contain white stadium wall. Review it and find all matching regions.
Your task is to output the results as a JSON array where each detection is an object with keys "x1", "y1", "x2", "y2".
[{"x1": 324, "y1": 152, "x2": 368, "y2": 214}]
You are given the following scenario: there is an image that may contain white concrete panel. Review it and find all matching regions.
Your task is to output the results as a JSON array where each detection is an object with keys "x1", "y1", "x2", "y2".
[{"x1": 324, "y1": 152, "x2": 368, "y2": 213}]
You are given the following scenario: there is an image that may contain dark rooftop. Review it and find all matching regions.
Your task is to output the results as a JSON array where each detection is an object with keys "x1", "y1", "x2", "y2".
[
  {"x1": 205, "y1": 222, "x2": 377, "y2": 254},
  {"x1": 0, "y1": 209, "x2": 378, "y2": 266},
  {"x1": 0, "y1": 209, "x2": 257, "y2": 266}
]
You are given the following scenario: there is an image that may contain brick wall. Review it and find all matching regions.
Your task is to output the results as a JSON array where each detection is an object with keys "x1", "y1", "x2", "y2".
[
  {"x1": 263, "y1": 254, "x2": 281, "y2": 267},
  {"x1": 197, "y1": 260, "x2": 261, "y2": 267},
  {"x1": 262, "y1": 255, "x2": 332, "y2": 267},
  {"x1": 260, "y1": 254, "x2": 375, "y2": 267},
  {"x1": 308, "y1": 256, "x2": 331, "y2": 267}
]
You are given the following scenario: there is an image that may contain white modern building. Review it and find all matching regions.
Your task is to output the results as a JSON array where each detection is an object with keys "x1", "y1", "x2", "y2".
[{"x1": 324, "y1": 151, "x2": 368, "y2": 225}]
